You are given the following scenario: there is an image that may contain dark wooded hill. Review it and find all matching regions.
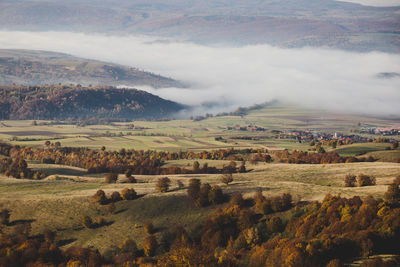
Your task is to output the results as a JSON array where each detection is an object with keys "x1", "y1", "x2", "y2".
[{"x1": 0, "y1": 85, "x2": 185, "y2": 121}]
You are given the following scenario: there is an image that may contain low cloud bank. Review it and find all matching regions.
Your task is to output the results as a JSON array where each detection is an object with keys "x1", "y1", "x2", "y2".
[{"x1": 0, "y1": 31, "x2": 399, "y2": 116}]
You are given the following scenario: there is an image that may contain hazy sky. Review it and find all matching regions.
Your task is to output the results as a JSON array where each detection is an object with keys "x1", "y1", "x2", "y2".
[
  {"x1": 0, "y1": 31, "x2": 399, "y2": 116},
  {"x1": 339, "y1": 0, "x2": 400, "y2": 6}
]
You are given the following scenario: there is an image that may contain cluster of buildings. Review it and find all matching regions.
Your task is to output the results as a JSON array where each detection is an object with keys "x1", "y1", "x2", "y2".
[
  {"x1": 360, "y1": 127, "x2": 400, "y2": 136},
  {"x1": 276, "y1": 130, "x2": 375, "y2": 144}
]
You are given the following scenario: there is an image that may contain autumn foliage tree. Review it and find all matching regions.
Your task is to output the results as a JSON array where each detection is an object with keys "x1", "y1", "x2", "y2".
[
  {"x1": 357, "y1": 174, "x2": 376, "y2": 187},
  {"x1": 92, "y1": 189, "x2": 107, "y2": 204},
  {"x1": 121, "y1": 188, "x2": 137, "y2": 200},
  {"x1": 143, "y1": 234, "x2": 158, "y2": 257},
  {"x1": 110, "y1": 191, "x2": 122, "y2": 202},
  {"x1": 156, "y1": 177, "x2": 171, "y2": 193},
  {"x1": 187, "y1": 178, "x2": 201, "y2": 201},
  {"x1": 105, "y1": 173, "x2": 118, "y2": 183},
  {"x1": 384, "y1": 178, "x2": 400, "y2": 206},
  {"x1": 344, "y1": 174, "x2": 356, "y2": 187},
  {"x1": 208, "y1": 186, "x2": 224, "y2": 205},
  {"x1": 221, "y1": 173, "x2": 234, "y2": 185}
]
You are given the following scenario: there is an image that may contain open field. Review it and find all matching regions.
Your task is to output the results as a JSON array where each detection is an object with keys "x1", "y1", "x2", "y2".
[
  {"x1": 329, "y1": 143, "x2": 392, "y2": 157},
  {"x1": 1, "y1": 106, "x2": 399, "y2": 152},
  {"x1": 1, "y1": 161, "x2": 399, "y2": 252}
]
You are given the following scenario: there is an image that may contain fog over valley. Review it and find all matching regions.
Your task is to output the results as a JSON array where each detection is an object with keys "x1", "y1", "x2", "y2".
[{"x1": 0, "y1": 31, "x2": 399, "y2": 116}]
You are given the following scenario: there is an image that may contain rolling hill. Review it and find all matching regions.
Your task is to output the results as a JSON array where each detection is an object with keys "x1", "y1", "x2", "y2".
[
  {"x1": 0, "y1": 85, "x2": 185, "y2": 121},
  {"x1": 0, "y1": 49, "x2": 184, "y2": 88}
]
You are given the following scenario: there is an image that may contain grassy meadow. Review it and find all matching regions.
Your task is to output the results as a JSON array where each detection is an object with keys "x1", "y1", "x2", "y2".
[{"x1": 1, "y1": 161, "x2": 399, "y2": 252}]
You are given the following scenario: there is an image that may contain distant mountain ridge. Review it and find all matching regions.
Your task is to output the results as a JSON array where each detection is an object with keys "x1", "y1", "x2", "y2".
[
  {"x1": 0, "y1": 85, "x2": 185, "y2": 120},
  {"x1": 0, "y1": 49, "x2": 184, "y2": 88},
  {"x1": 0, "y1": 0, "x2": 399, "y2": 52}
]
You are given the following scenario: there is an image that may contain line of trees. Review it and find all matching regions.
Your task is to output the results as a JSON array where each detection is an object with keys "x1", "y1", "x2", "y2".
[
  {"x1": 2, "y1": 141, "x2": 375, "y2": 180},
  {"x1": 0, "y1": 157, "x2": 45, "y2": 179}
]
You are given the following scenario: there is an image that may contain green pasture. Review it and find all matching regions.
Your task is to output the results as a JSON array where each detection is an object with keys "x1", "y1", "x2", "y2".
[{"x1": 329, "y1": 143, "x2": 392, "y2": 157}]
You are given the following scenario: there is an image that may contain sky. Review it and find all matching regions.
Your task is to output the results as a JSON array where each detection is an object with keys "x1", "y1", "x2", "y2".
[
  {"x1": 0, "y1": 31, "x2": 399, "y2": 116},
  {"x1": 339, "y1": 0, "x2": 400, "y2": 6}
]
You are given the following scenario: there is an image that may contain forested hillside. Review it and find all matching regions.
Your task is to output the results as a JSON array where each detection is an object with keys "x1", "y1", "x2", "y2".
[{"x1": 0, "y1": 85, "x2": 185, "y2": 120}]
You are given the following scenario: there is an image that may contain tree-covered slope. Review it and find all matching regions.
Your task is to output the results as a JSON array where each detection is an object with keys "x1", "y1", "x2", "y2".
[{"x1": 0, "y1": 85, "x2": 185, "y2": 120}]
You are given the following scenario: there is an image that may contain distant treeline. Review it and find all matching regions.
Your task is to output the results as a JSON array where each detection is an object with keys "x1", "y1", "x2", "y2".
[
  {"x1": 0, "y1": 85, "x2": 184, "y2": 120},
  {"x1": 0, "y1": 141, "x2": 374, "y2": 179},
  {"x1": 4, "y1": 144, "x2": 250, "y2": 177}
]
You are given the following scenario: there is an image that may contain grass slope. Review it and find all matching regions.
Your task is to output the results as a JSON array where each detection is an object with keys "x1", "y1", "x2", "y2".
[{"x1": 1, "y1": 161, "x2": 399, "y2": 252}]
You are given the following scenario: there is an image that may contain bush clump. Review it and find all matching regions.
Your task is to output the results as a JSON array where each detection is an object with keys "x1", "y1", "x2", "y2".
[
  {"x1": 121, "y1": 188, "x2": 137, "y2": 200},
  {"x1": 156, "y1": 177, "x2": 171, "y2": 193},
  {"x1": 105, "y1": 173, "x2": 118, "y2": 183}
]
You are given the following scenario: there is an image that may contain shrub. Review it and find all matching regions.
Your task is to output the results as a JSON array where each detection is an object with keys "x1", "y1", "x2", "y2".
[
  {"x1": 393, "y1": 176, "x2": 400, "y2": 186},
  {"x1": 119, "y1": 238, "x2": 138, "y2": 254},
  {"x1": 238, "y1": 161, "x2": 246, "y2": 173},
  {"x1": 261, "y1": 199, "x2": 273, "y2": 215},
  {"x1": 177, "y1": 180, "x2": 184, "y2": 189},
  {"x1": 208, "y1": 185, "x2": 224, "y2": 205},
  {"x1": 384, "y1": 179, "x2": 400, "y2": 205},
  {"x1": 121, "y1": 188, "x2": 137, "y2": 200},
  {"x1": 43, "y1": 229, "x2": 56, "y2": 243},
  {"x1": 156, "y1": 177, "x2": 171, "y2": 193},
  {"x1": 282, "y1": 193, "x2": 292, "y2": 209},
  {"x1": 326, "y1": 259, "x2": 342, "y2": 267},
  {"x1": 82, "y1": 216, "x2": 93, "y2": 228},
  {"x1": 238, "y1": 209, "x2": 256, "y2": 231},
  {"x1": 187, "y1": 179, "x2": 201, "y2": 200},
  {"x1": 193, "y1": 161, "x2": 200, "y2": 171},
  {"x1": 271, "y1": 196, "x2": 284, "y2": 212},
  {"x1": 357, "y1": 174, "x2": 376, "y2": 187},
  {"x1": 96, "y1": 216, "x2": 106, "y2": 227},
  {"x1": 230, "y1": 192, "x2": 245, "y2": 208},
  {"x1": 266, "y1": 216, "x2": 284, "y2": 234},
  {"x1": 105, "y1": 173, "x2": 118, "y2": 183},
  {"x1": 125, "y1": 169, "x2": 133, "y2": 178},
  {"x1": 392, "y1": 141, "x2": 399, "y2": 149},
  {"x1": 0, "y1": 209, "x2": 10, "y2": 225},
  {"x1": 106, "y1": 203, "x2": 116, "y2": 215},
  {"x1": 221, "y1": 173, "x2": 234, "y2": 185},
  {"x1": 92, "y1": 190, "x2": 107, "y2": 205},
  {"x1": 197, "y1": 183, "x2": 211, "y2": 207},
  {"x1": 143, "y1": 234, "x2": 158, "y2": 257},
  {"x1": 127, "y1": 176, "x2": 137, "y2": 183},
  {"x1": 144, "y1": 221, "x2": 155, "y2": 234},
  {"x1": 110, "y1": 191, "x2": 122, "y2": 202},
  {"x1": 344, "y1": 174, "x2": 356, "y2": 187}
]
